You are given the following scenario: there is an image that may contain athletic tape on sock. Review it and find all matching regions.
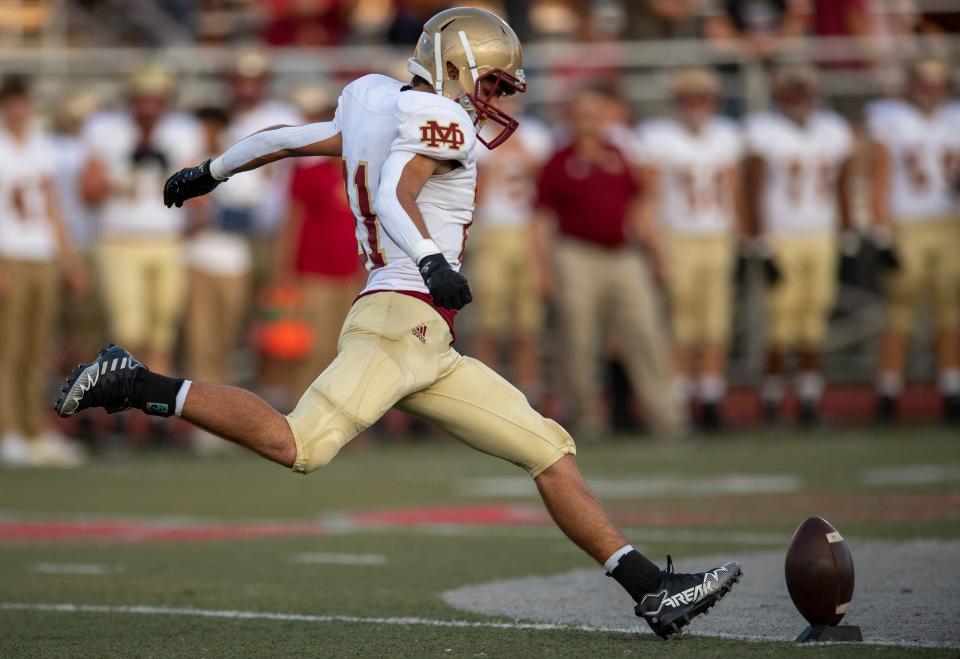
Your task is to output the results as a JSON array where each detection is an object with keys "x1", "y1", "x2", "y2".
[
  {"x1": 603, "y1": 544, "x2": 634, "y2": 574},
  {"x1": 175, "y1": 380, "x2": 192, "y2": 417}
]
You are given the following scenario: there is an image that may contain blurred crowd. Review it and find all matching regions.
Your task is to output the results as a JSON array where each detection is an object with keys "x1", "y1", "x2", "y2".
[
  {"x1": 5, "y1": 0, "x2": 960, "y2": 50},
  {"x1": 1, "y1": 9, "x2": 960, "y2": 468}
]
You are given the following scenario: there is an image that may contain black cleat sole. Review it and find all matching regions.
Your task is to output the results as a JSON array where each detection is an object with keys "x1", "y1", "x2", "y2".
[{"x1": 652, "y1": 567, "x2": 742, "y2": 640}]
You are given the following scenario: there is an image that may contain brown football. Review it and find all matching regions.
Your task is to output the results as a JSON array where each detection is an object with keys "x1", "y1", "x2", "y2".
[{"x1": 784, "y1": 516, "x2": 855, "y2": 626}]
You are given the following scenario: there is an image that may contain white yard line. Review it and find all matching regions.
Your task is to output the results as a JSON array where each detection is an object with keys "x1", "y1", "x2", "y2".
[
  {"x1": 29, "y1": 563, "x2": 124, "y2": 576},
  {"x1": 291, "y1": 552, "x2": 387, "y2": 566},
  {"x1": 861, "y1": 464, "x2": 960, "y2": 486},
  {"x1": 0, "y1": 601, "x2": 950, "y2": 648},
  {"x1": 0, "y1": 601, "x2": 634, "y2": 634},
  {"x1": 460, "y1": 475, "x2": 802, "y2": 498}
]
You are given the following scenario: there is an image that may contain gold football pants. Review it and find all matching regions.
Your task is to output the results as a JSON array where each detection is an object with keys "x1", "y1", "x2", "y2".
[
  {"x1": 884, "y1": 218, "x2": 960, "y2": 334},
  {"x1": 665, "y1": 234, "x2": 734, "y2": 348},
  {"x1": 285, "y1": 292, "x2": 575, "y2": 476},
  {"x1": 765, "y1": 235, "x2": 837, "y2": 351}
]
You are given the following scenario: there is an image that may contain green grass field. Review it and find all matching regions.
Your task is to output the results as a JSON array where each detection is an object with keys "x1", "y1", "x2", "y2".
[{"x1": 1, "y1": 428, "x2": 958, "y2": 657}]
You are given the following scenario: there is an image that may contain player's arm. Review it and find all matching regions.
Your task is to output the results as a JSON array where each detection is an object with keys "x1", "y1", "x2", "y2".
[
  {"x1": 867, "y1": 138, "x2": 900, "y2": 269},
  {"x1": 42, "y1": 178, "x2": 90, "y2": 294},
  {"x1": 163, "y1": 121, "x2": 342, "y2": 208},
  {"x1": 375, "y1": 150, "x2": 471, "y2": 310},
  {"x1": 633, "y1": 164, "x2": 665, "y2": 281},
  {"x1": 745, "y1": 153, "x2": 782, "y2": 284}
]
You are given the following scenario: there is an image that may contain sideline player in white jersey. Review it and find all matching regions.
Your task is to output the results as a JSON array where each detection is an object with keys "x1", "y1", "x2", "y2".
[
  {"x1": 54, "y1": 8, "x2": 740, "y2": 639},
  {"x1": 472, "y1": 94, "x2": 552, "y2": 402},
  {"x1": 638, "y1": 67, "x2": 743, "y2": 432},
  {"x1": 0, "y1": 76, "x2": 88, "y2": 467},
  {"x1": 744, "y1": 65, "x2": 854, "y2": 428},
  {"x1": 867, "y1": 58, "x2": 960, "y2": 424}
]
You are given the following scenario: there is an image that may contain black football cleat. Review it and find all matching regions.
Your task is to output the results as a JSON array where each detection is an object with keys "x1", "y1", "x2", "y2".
[
  {"x1": 944, "y1": 395, "x2": 960, "y2": 426},
  {"x1": 798, "y1": 401, "x2": 821, "y2": 430},
  {"x1": 54, "y1": 344, "x2": 145, "y2": 417},
  {"x1": 698, "y1": 402, "x2": 724, "y2": 433},
  {"x1": 636, "y1": 556, "x2": 741, "y2": 640},
  {"x1": 875, "y1": 394, "x2": 898, "y2": 425}
]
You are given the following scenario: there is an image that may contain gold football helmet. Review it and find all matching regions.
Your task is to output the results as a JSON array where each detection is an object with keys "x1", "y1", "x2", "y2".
[{"x1": 408, "y1": 7, "x2": 527, "y2": 149}]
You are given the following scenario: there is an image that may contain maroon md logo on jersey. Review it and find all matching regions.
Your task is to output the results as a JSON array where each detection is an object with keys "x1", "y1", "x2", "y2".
[{"x1": 419, "y1": 120, "x2": 465, "y2": 150}]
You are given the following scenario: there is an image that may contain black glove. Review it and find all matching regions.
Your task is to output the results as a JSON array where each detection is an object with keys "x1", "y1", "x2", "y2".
[
  {"x1": 875, "y1": 244, "x2": 901, "y2": 272},
  {"x1": 418, "y1": 253, "x2": 472, "y2": 310},
  {"x1": 761, "y1": 255, "x2": 783, "y2": 286},
  {"x1": 163, "y1": 159, "x2": 222, "y2": 208},
  {"x1": 838, "y1": 231, "x2": 862, "y2": 285}
]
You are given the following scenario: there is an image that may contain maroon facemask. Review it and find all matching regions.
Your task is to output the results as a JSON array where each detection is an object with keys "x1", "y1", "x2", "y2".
[{"x1": 466, "y1": 69, "x2": 527, "y2": 150}]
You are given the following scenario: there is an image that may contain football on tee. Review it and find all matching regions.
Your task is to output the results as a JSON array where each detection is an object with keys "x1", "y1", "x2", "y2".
[{"x1": 784, "y1": 516, "x2": 855, "y2": 626}]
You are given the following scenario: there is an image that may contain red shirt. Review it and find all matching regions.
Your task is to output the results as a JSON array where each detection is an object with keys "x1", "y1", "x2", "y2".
[
  {"x1": 536, "y1": 142, "x2": 639, "y2": 248},
  {"x1": 290, "y1": 158, "x2": 361, "y2": 278}
]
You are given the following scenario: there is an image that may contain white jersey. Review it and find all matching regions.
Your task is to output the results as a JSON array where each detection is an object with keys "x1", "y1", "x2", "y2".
[
  {"x1": 745, "y1": 111, "x2": 853, "y2": 237},
  {"x1": 0, "y1": 127, "x2": 58, "y2": 261},
  {"x1": 638, "y1": 117, "x2": 742, "y2": 236},
  {"x1": 475, "y1": 118, "x2": 552, "y2": 228},
  {"x1": 50, "y1": 133, "x2": 98, "y2": 251},
  {"x1": 83, "y1": 111, "x2": 203, "y2": 239},
  {"x1": 337, "y1": 75, "x2": 477, "y2": 297},
  {"x1": 866, "y1": 99, "x2": 960, "y2": 223}
]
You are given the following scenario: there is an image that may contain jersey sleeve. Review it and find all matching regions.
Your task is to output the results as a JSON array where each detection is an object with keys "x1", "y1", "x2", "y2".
[
  {"x1": 391, "y1": 103, "x2": 476, "y2": 162},
  {"x1": 742, "y1": 115, "x2": 767, "y2": 156},
  {"x1": 636, "y1": 122, "x2": 670, "y2": 165}
]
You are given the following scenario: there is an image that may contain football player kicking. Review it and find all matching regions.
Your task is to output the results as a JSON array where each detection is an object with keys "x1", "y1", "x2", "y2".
[{"x1": 54, "y1": 8, "x2": 739, "y2": 638}]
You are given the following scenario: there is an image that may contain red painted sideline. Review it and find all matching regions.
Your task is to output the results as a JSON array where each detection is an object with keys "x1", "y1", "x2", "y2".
[{"x1": 0, "y1": 520, "x2": 323, "y2": 544}]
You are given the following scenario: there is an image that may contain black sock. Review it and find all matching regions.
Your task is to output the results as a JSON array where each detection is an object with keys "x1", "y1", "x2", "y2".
[
  {"x1": 134, "y1": 371, "x2": 183, "y2": 417},
  {"x1": 607, "y1": 550, "x2": 662, "y2": 603}
]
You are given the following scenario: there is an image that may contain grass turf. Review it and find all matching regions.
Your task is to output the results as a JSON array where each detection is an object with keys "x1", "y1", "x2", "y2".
[{"x1": 1, "y1": 427, "x2": 957, "y2": 657}]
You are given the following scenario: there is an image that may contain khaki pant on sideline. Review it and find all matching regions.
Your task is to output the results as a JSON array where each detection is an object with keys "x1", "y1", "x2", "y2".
[
  {"x1": 765, "y1": 234, "x2": 837, "y2": 351},
  {"x1": 96, "y1": 238, "x2": 186, "y2": 355},
  {"x1": 665, "y1": 234, "x2": 734, "y2": 348},
  {"x1": 885, "y1": 217, "x2": 960, "y2": 334},
  {"x1": 473, "y1": 225, "x2": 543, "y2": 338},
  {"x1": 185, "y1": 269, "x2": 249, "y2": 384},
  {"x1": 286, "y1": 292, "x2": 575, "y2": 476},
  {"x1": 294, "y1": 274, "x2": 364, "y2": 395},
  {"x1": 553, "y1": 238, "x2": 681, "y2": 436},
  {"x1": 0, "y1": 259, "x2": 59, "y2": 438}
]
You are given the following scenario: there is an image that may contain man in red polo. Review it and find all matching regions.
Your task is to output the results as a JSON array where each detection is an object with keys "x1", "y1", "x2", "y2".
[{"x1": 535, "y1": 85, "x2": 682, "y2": 439}]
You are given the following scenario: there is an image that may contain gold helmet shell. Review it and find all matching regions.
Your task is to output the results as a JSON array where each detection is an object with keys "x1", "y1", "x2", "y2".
[{"x1": 408, "y1": 7, "x2": 527, "y2": 149}]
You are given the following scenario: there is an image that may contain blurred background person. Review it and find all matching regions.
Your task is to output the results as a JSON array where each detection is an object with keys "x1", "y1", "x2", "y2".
[
  {"x1": 0, "y1": 75, "x2": 88, "y2": 467},
  {"x1": 50, "y1": 91, "x2": 103, "y2": 369},
  {"x1": 183, "y1": 106, "x2": 251, "y2": 454},
  {"x1": 80, "y1": 66, "x2": 203, "y2": 378},
  {"x1": 534, "y1": 85, "x2": 682, "y2": 440},
  {"x1": 471, "y1": 95, "x2": 553, "y2": 403},
  {"x1": 745, "y1": 65, "x2": 854, "y2": 428},
  {"x1": 867, "y1": 58, "x2": 960, "y2": 425},
  {"x1": 275, "y1": 84, "x2": 363, "y2": 400},
  {"x1": 638, "y1": 68, "x2": 744, "y2": 432},
  {"x1": 705, "y1": 0, "x2": 810, "y2": 62}
]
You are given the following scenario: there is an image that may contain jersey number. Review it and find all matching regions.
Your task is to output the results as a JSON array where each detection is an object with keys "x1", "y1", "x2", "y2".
[{"x1": 345, "y1": 160, "x2": 386, "y2": 268}]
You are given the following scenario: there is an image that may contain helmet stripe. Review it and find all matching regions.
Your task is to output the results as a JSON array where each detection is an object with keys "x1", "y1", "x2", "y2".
[
  {"x1": 433, "y1": 33, "x2": 444, "y2": 94},
  {"x1": 458, "y1": 30, "x2": 479, "y2": 86}
]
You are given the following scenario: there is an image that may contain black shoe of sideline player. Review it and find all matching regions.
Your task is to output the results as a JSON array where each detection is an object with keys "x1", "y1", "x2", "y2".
[
  {"x1": 945, "y1": 395, "x2": 960, "y2": 426},
  {"x1": 635, "y1": 556, "x2": 742, "y2": 639},
  {"x1": 698, "y1": 402, "x2": 724, "y2": 433},
  {"x1": 875, "y1": 394, "x2": 898, "y2": 425},
  {"x1": 54, "y1": 344, "x2": 145, "y2": 417}
]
